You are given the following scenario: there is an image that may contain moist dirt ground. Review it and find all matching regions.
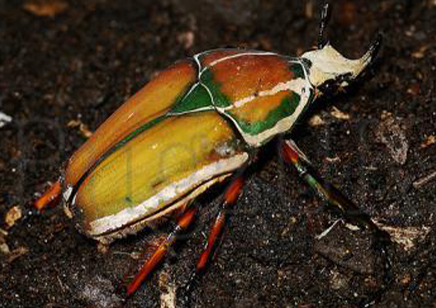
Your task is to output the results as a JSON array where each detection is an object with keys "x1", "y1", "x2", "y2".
[{"x1": 0, "y1": 0, "x2": 435, "y2": 307}]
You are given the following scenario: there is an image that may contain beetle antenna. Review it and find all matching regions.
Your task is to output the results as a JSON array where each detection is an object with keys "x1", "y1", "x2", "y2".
[{"x1": 318, "y1": 2, "x2": 331, "y2": 49}]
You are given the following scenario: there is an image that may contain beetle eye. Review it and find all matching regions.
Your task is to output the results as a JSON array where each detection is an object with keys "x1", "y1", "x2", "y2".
[{"x1": 318, "y1": 79, "x2": 338, "y2": 95}]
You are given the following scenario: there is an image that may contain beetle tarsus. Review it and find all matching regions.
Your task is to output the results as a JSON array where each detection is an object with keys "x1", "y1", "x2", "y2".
[
  {"x1": 358, "y1": 242, "x2": 394, "y2": 308},
  {"x1": 126, "y1": 206, "x2": 197, "y2": 296},
  {"x1": 178, "y1": 271, "x2": 199, "y2": 308}
]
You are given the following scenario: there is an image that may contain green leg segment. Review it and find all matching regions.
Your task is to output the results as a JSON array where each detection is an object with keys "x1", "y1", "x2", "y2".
[
  {"x1": 281, "y1": 139, "x2": 390, "y2": 242},
  {"x1": 281, "y1": 139, "x2": 393, "y2": 307}
]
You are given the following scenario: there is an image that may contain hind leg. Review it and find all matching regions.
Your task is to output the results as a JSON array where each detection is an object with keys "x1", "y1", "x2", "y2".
[{"x1": 127, "y1": 205, "x2": 197, "y2": 295}]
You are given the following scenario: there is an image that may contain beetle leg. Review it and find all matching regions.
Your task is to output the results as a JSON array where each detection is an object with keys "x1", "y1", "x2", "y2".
[
  {"x1": 34, "y1": 180, "x2": 62, "y2": 211},
  {"x1": 280, "y1": 139, "x2": 389, "y2": 240},
  {"x1": 126, "y1": 206, "x2": 197, "y2": 295},
  {"x1": 281, "y1": 139, "x2": 393, "y2": 305},
  {"x1": 196, "y1": 175, "x2": 244, "y2": 273},
  {"x1": 180, "y1": 175, "x2": 245, "y2": 305}
]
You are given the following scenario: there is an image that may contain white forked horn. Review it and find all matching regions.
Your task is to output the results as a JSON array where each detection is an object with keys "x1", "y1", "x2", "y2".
[{"x1": 301, "y1": 34, "x2": 382, "y2": 88}]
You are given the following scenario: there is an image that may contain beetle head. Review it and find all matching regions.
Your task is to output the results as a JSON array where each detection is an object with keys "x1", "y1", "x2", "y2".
[
  {"x1": 301, "y1": 35, "x2": 381, "y2": 95},
  {"x1": 301, "y1": 2, "x2": 381, "y2": 95}
]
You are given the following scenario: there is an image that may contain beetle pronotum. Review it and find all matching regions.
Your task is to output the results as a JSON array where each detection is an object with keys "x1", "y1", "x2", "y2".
[{"x1": 35, "y1": 3, "x2": 390, "y2": 297}]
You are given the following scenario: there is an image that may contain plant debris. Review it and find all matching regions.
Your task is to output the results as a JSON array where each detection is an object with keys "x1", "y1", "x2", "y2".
[
  {"x1": 158, "y1": 270, "x2": 177, "y2": 308},
  {"x1": 373, "y1": 221, "x2": 430, "y2": 251},
  {"x1": 0, "y1": 112, "x2": 12, "y2": 128},
  {"x1": 330, "y1": 106, "x2": 350, "y2": 121},
  {"x1": 308, "y1": 114, "x2": 325, "y2": 127},
  {"x1": 23, "y1": 0, "x2": 68, "y2": 17},
  {"x1": 67, "y1": 119, "x2": 93, "y2": 138},
  {"x1": 0, "y1": 229, "x2": 10, "y2": 254},
  {"x1": 7, "y1": 247, "x2": 29, "y2": 263},
  {"x1": 4, "y1": 206, "x2": 22, "y2": 229},
  {"x1": 375, "y1": 111, "x2": 409, "y2": 165},
  {"x1": 420, "y1": 135, "x2": 436, "y2": 149},
  {"x1": 413, "y1": 170, "x2": 436, "y2": 189}
]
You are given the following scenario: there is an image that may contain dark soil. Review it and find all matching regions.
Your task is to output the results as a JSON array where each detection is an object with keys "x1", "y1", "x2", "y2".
[{"x1": 1, "y1": 0, "x2": 435, "y2": 307}]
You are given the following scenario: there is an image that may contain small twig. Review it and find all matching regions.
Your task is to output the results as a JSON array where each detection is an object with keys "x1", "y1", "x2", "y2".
[
  {"x1": 57, "y1": 276, "x2": 66, "y2": 293},
  {"x1": 413, "y1": 170, "x2": 436, "y2": 189},
  {"x1": 316, "y1": 219, "x2": 343, "y2": 240}
]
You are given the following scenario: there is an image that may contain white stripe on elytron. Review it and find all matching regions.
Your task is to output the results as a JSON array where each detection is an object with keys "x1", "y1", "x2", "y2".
[
  {"x1": 176, "y1": 54, "x2": 313, "y2": 147},
  {"x1": 198, "y1": 51, "x2": 278, "y2": 77},
  {"x1": 172, "y1": 50, "x2": 290, "y2": 116},
  {"x1": 215, "y1": 70, "x2": 313, "y2": 147},
  {"x1": 89, "y1": 153, "x2": 249, "y2": 236},
  {"x1": 222, "y1": 77, "x2": 307, "y2": 110}
]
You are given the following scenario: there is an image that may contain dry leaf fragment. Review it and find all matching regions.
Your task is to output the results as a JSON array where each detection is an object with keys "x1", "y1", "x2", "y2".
[
  {"x1": 308, "y1": 114, "x2": 325, "y2": 127},
  {"x1": 23, "y1": 0, "x2": 68, "y2": 18},
  {"x1": 400, "y1": 274, "x2": 412, "y2": 286},
  {"x1": 304, "y1": 0, "x2": 314, "y2": 19},
  {"x1": 4, "y1": 206, "x2": 22, "y2": 229},
  {"x1": 330, "y1": 106, "x2": 350, "y2": 120},
  {"x1": 420, "y1": 135, "x2": 436, "y2": 149},
  {"x1": 0, "y1": 112, "x2": 12, "y2": 128},
  {"x1": 68, "y1": 119, "x2": 93, "y2": 138},
  {"x1": 8, "y1": 247, "x2": 29, "y2": 263},
  {"x1": 0, "y1": 229, "x2": 10, "y2": 254},
  {"x1": 413, "y1": 170, "x2": 436, "y2": 189},
  {"x1": 325, "y1": 156, "x2": 341, "y2": 163},
  {"x1": 177, "y1": 31, "x2": 195, "y2": 50},
  {"x1": 373, "y1": 221, "x2": 430, "y2": 251},
  {"x1": 0, "y1": 243, "x2": 10, "y2": 254},
  {"x1": 411, "y1": 45, "x2": 429, "y2": 59},
  {"x1": 159, "y1": 270, "x2": 177, "y2": 308},
  {"x1": 375, "y1": 111, "x2": 408, "y2": 165}
]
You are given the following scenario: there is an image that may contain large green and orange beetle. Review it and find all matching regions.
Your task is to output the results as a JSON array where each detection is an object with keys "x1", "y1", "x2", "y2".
[{"x1": 35, "y1": 5, "x2": 389, "y2": 296}]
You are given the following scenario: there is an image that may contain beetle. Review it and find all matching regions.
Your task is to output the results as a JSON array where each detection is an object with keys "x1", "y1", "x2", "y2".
[{"x1": 35, "y1": 4, "x2": 390, "y2": 296}]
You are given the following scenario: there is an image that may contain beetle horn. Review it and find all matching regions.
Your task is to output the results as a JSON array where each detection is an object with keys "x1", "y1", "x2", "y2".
[
  {"x1": 344, "y1": 32, "x2": 383, "y2": 78},
  {"x1": 301, "y1": 32, "x2": 383, "y2": 88},
  {"x1": 360, "y1": 32, "x2": 383, "y2": 68}
]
